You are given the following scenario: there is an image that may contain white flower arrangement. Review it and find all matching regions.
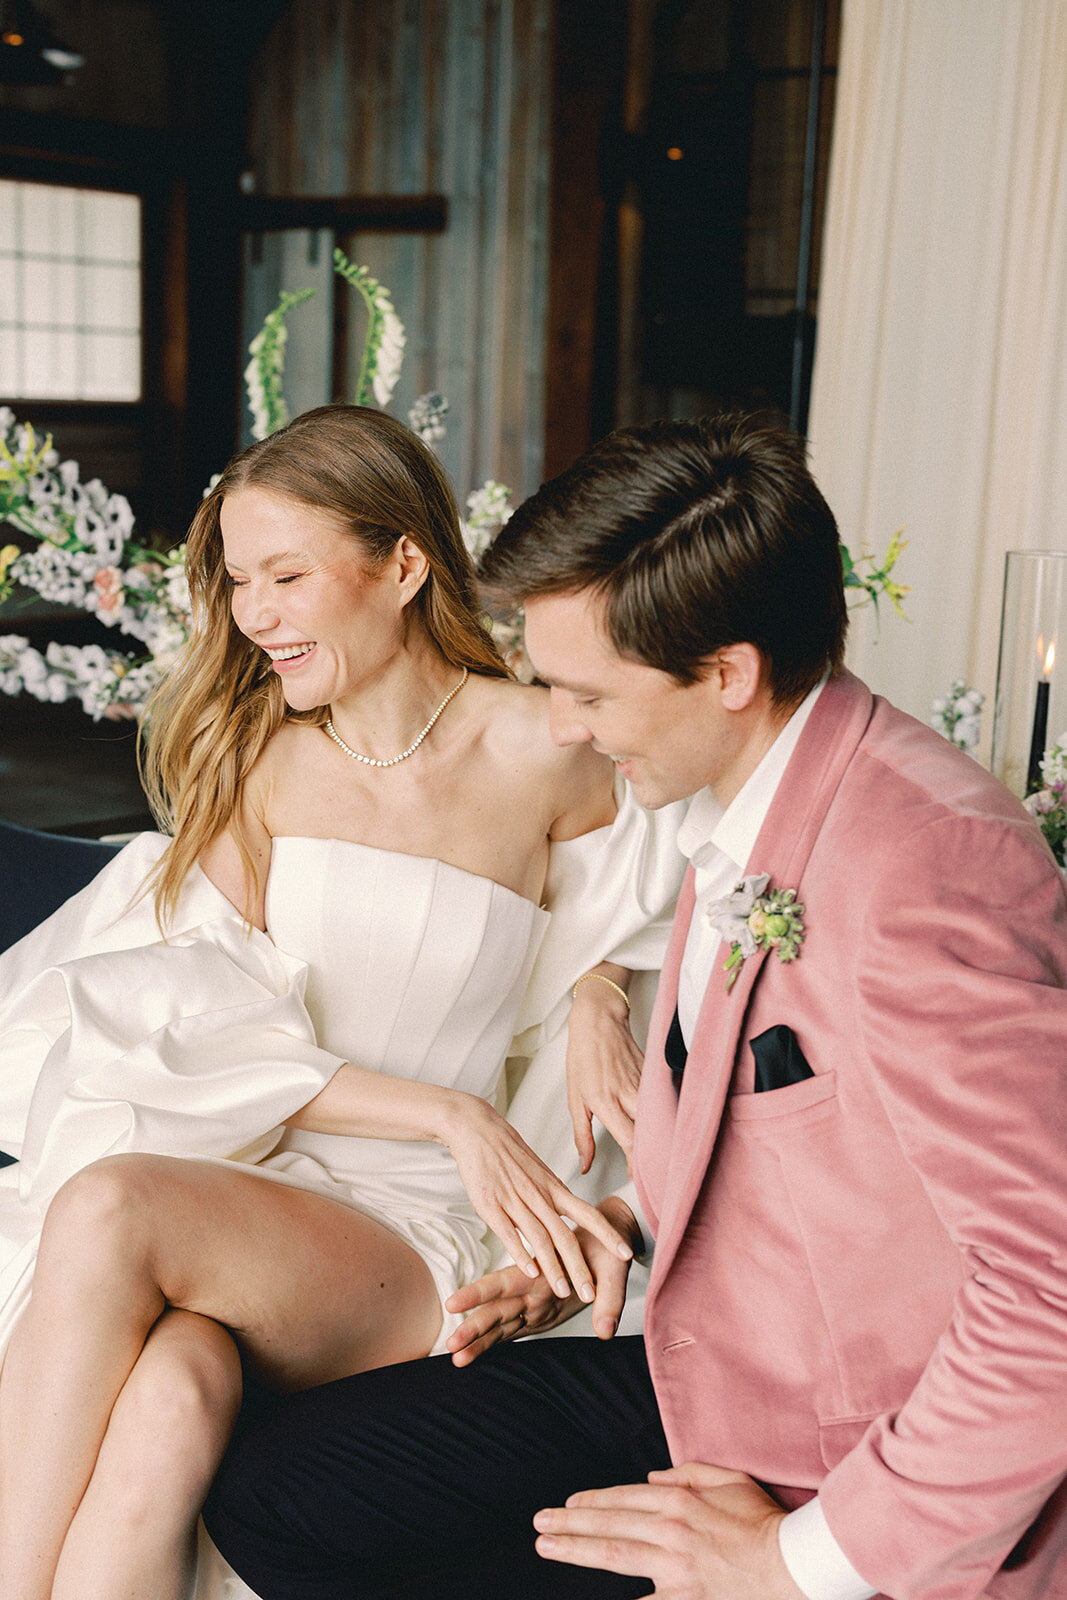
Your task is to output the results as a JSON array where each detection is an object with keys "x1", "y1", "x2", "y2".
[
  {"x1": 330, "y1": 250, "x2": 406, "y2": 409},
  {"x1": 244, "y1": 287, "x2": 317, "y2": 440},
  {"x1": 930, "y1": 680, "x2": 984, "y2": 753},
  {"x1": 1023, "y1": 732, "x2": 1067, "y2": 869},
  {"x1": 0, "y1": 249, "x2": 524, "y2": 715},
  {"x1": 0, "y1": 415, "x2": 191, "y2": 718},
  {"x1": 407, "y1": 392, "x2": 449, "y2": 445}
]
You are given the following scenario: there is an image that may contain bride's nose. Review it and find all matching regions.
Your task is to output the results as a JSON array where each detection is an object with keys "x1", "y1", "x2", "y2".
[{"x1": 231, "y1": 580, "x2": 280, "y2": 638}]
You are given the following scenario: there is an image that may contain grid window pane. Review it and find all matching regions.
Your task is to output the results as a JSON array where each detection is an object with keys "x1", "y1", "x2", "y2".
[
  {"x1": 83, "y1": 262, "x2": 140, "y2": 331},
  {"x1": 82, "y1": 191, "x2": 140, "y2": 262},
  {"x1": 83, "y1": 334, "x2": 140, "y2": 400},
  {"x1": 22, "y1": 328, "x2": 80, "y2": 399},
  {"x1": 0, "y1": 179, "x2": 142, "y2": 401},
  {"x1": 35, "y1": 258, "x2": 79, "y2": 328}
]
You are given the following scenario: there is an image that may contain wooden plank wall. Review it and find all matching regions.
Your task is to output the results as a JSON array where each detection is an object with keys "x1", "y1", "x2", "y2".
[{"x1": 246, "y1": 0, "x2": 552, "y2": 503}]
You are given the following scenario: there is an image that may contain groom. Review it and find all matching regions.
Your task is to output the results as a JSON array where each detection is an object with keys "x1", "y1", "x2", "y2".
[{"x1": 207, "y1": 415, "x2": 1067, "y2": 1600}]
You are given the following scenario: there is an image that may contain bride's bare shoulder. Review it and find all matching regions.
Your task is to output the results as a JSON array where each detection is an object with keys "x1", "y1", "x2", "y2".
[
  {"x1": 241, "y1": 718, "x2": 333, "y2": 807},
  {"x1": 475, "y1": 677, "x2": 558, "y2": 757},
  {"x1": 474, "y1": 676, "x2": 614, "y2": 821}
]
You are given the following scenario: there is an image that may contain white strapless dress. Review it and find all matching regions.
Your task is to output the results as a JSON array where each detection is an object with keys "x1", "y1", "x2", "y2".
[
  {"x1": 0, "y1": 788, "x2": 686, "y2": 1600},
  {"x1": 253, "y1": 837, "x2": 549, "y2": 1342}
]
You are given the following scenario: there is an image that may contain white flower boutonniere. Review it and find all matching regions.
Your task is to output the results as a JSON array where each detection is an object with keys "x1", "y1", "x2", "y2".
[{"x1": 706, "y1": 873, "x2": 805, "y2": 992}]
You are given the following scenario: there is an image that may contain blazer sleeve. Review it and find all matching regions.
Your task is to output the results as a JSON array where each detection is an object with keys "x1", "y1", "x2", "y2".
[{"x1": 819, "y1": 810, "x2": 1067, "y2": 1599}]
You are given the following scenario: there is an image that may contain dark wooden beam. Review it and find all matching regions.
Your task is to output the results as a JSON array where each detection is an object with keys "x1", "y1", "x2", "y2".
[
  {"x1": 0, "y1": 107, "x2": 189, "y2": 174},
  {"x1": 543, "y1": 0, "x2": 628, "y2": 480},
  {"x1": 236, "y1": 193, "x2": 448, "y2": 235}
]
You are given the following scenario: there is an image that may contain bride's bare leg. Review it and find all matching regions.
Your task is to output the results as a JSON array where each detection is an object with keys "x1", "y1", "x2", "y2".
[
  {"x1": 0, "y1": 1152, "x2": 442, "y2": 1600},
  {"x1": 52, "y1": 1309, "x2": 241, "y2": 1600}
]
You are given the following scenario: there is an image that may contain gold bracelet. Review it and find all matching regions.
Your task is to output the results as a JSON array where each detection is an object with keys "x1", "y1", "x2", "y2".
[{"x1": 571, "y1": 972, "x2": 631, "y2": 1011}]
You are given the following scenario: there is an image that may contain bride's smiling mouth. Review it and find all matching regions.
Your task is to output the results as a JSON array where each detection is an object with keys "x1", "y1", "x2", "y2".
[{"x1": 264, "y1": 642, "x2": 317, "y2": 670}]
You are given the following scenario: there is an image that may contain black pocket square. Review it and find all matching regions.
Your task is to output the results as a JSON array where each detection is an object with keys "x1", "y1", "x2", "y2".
[
  {"x1": 665, "y1": 1004, "x2": 688, "y2": 1077},
  {"x1": 750, "y1": 1024, "x2": 815, "y2": 1093}
]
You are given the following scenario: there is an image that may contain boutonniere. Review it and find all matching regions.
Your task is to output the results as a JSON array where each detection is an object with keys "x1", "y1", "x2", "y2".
[{"x1": 706, "y1": 872, "x2": 805, "y2": 992}]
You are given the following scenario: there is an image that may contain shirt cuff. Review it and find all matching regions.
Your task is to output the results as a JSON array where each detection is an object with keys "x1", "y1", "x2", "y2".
[
  {"x1": 778, "y1": 1497, "x2": 877, "y2": 1600},
  {"x1": 613, "y1": 1179, "x2": 653, "y2": 1262}
]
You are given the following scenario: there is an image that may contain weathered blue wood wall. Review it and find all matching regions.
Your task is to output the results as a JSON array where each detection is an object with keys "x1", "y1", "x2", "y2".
[{"x1": 246, "y1": 0, "x2": 552, "y2": 505}]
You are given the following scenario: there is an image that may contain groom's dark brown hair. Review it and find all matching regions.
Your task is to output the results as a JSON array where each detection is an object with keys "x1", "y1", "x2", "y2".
[{"x1": 478, "y1": 412, "x2": 848, "y2": 709}]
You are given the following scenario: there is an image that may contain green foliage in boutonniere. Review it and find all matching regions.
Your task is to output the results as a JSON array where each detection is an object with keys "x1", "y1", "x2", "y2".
[{"x1": 706, "y1": 873, "x2": 805, "y2": 993}]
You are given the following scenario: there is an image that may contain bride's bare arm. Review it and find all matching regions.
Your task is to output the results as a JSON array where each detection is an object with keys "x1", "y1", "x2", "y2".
[
  {"x1": 287, "y1": 1064, "x2": 632, "y2": 1301},
  {"x1": 546, "y1": 744, "x2": 647, "y2": 1168},
  {"x1": 567, "y1": 961, "x2": 644, "y2": 1172},
  {"x1": 198, "y1": 795, "x2": 272, "y2": 929}
]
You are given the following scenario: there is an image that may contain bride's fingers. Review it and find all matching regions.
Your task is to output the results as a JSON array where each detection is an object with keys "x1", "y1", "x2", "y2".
[
  {"x1": 592, "y1": 1095, "x2": 635, "y2": 1160},
  {"x1": 555, "y1": 1189, "x2": 634, "y2": 1261},
  {"x1": 505, "y1": 1201, "x2": 577, "y2": 1298},
  {"x1": 569, "y1": 1096, "x2": 596, "y2": 1175},
  {"x1": 482, "y1": 1205, "x2": 543, "y2": 1280}
]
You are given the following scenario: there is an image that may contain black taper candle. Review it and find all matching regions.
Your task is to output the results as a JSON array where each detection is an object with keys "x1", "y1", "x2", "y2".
[{"x1": 1027, "y1": 677, "x2": 1050, "y2": 794}]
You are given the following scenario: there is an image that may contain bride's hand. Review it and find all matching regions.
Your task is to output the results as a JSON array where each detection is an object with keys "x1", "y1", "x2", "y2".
[
  {"x1": 441, "y1": 1096, "x2": 633, "y2": 1301},
  {"x1": 567, "y1": 972, "x2": 644, "y2": 1174},
  {"x1": 444, "y1": 1196, "x2": 640, "y2": 1366}
]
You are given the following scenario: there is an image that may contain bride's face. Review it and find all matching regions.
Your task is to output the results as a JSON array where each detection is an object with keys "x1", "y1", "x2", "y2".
[{"x1": 221, "y1": 486, "x2": 416, "y2": 712}]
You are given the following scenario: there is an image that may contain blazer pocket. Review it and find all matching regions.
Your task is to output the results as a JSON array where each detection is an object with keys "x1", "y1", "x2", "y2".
[
  {"x1": 727, "y1": 1068, "x2": 838, "y2": 1123},
  {"x1": 818, "y1": 1413, "x2": 879, "y2": 1472}
]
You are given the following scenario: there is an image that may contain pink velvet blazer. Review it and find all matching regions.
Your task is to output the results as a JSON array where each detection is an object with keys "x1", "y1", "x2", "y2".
[{"x1": 633, "y1": 670, "x2": 1067, "y2": 1600}]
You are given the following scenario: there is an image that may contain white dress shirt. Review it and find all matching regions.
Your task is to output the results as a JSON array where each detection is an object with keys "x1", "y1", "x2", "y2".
[{"x1": 672, "y1": 681, "x2": 877, "y2": 1600}]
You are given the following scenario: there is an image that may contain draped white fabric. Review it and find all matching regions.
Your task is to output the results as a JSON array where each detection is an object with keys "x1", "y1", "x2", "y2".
[
  {"x1": 807, "y1": 0, "x2": 1067, "y2": 745},
  {"x1": 0, "y1": 791, "x2": 685, "y2": 1600}
]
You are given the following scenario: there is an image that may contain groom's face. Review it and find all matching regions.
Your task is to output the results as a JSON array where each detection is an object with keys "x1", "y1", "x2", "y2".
[{"x1": 524, "y1": 589, "x2": 740, "y2": 809}]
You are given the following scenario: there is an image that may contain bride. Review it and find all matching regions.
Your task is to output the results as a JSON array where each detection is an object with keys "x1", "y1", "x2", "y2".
[{"x1": 0, "y1": 405, "x2": 682, "y2": 1600}]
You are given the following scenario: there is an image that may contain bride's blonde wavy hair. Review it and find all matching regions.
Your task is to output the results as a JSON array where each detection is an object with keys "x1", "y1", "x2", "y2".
[{"x1": 140, "y1": 404, "x2": 510, "y2": 926}]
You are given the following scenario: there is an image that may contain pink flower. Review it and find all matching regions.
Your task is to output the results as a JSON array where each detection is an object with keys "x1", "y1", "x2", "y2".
[{"x1": 92, "y1": 565, "x2": 124, "y2": 621}]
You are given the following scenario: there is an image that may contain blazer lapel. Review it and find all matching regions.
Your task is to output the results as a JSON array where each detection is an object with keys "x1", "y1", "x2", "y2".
[
  {"x1": 633, "y1": 866, "x2": 697, "y2": 1237},
  {"x1": 647, "y1": 671, "x2": 875, "y2": 1289}
]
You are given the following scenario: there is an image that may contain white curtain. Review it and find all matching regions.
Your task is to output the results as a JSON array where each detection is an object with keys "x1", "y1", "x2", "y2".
[{"x1": 807, "y1": 0, "x2": 1067, "y2": 749}]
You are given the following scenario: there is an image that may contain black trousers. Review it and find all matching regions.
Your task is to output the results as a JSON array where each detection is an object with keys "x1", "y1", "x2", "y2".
[{"x1": 204, "y1": 1335, "x2": 669, "y2": 1600}]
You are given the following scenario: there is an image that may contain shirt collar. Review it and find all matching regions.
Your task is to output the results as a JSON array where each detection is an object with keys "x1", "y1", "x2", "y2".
[{"x1": 677, "y1": 676, "x2": 827, "y2": 875}]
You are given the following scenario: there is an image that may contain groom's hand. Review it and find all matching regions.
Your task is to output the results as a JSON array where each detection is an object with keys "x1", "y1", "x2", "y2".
[
  {"x1": 444, "y1": 1262, "x2": 575, "y2": 1363},
  {"x1": 445, "y1": 1195, "x2": 637, "y2": 1365},
  {"x1": 533, "y1": 1463, "x2": 807, "y2": 1600}
]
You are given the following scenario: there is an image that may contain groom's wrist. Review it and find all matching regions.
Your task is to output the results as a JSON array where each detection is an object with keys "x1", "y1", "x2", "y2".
[{"x1": 598, "y1": 1194, "x2": 644, "y2": 1257}]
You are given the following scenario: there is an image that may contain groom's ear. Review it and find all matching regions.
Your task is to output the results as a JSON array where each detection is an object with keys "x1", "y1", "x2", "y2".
[{"x1": 708, "y1": 642, "x2": 764, "y2": 711}]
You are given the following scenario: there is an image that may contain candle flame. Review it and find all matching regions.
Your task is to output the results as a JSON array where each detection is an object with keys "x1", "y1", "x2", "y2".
[{"x1": 1046, "y1": 641, "x2": 1056, "y2": 677}]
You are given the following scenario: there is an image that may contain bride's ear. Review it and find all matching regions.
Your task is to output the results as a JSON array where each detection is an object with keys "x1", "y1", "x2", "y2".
[{"x1": 393, "y1": 536, "x2": 431, "y2": 606}]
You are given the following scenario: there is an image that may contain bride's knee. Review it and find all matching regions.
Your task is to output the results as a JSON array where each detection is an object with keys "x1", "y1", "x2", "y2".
[
  {"x1": 113, "y1": 1314, "x2": 243, "y2": 1491},
  {"x1": 37, "y1": 1155, "x2": 172, "y2": 1277}
]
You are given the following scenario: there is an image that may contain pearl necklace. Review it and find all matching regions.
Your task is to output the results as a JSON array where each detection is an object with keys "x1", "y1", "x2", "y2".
[{"x1": 324, "y1": 668, "x2": 469, "y2": 768}]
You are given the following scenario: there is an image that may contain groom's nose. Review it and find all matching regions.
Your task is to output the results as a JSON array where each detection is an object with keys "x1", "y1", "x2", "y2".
[{"x1": 548, "y1": 688, "x2": 594, "y2": 747}]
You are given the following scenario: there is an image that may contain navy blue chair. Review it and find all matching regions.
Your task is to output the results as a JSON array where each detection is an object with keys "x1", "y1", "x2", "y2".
[
  {"x1": 0, "y1": 819, "x2": 122, "y2": 956},
  {"x1": 0, "y1": 820, "x2": 122, "y2": 1170}
]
